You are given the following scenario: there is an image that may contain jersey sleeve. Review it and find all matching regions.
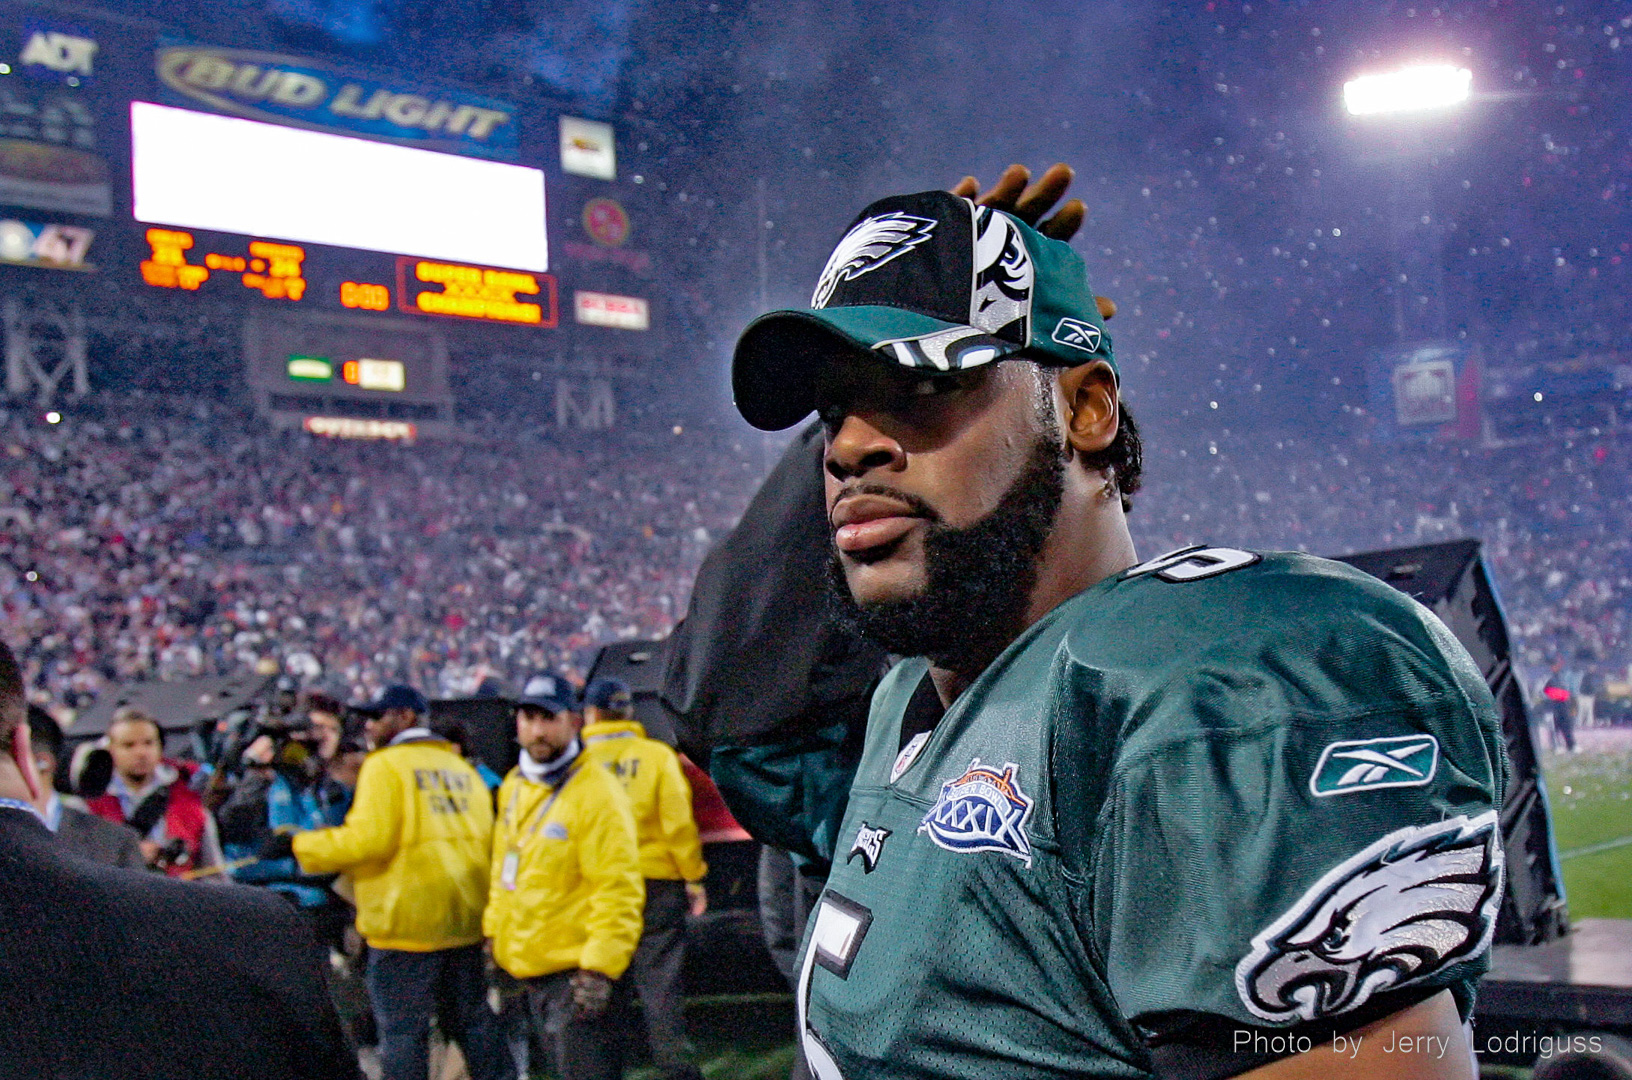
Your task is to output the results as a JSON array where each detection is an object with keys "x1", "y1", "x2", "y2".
[
  {"x1": 708, "y1": 718, "x2": 863, "y2": 866},
  {"x1": 1083, "y1": 601, "x2": 1507, "y2": 1072}
]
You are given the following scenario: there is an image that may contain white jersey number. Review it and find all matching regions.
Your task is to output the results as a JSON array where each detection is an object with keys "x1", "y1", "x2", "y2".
[
  {"x1": 798, "y1": 891, "x2": 873, "y2": 1080},
  {"x1": 1124, "y1": 545, "x2": 1260, "y2": 583}
]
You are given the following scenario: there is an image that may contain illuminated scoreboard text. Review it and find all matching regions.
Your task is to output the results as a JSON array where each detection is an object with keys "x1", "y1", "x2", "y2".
[
  {"x1": 395, "y1": 258, "x2": 557, "y2": 326},
  {"x1": 141, "y1": 229, "x2": 307, "y2": 300}
]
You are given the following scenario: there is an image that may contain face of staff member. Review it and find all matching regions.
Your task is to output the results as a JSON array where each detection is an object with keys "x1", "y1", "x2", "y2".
[
  {"x1": 517, "y1": 702, "x2": 578, "y2": 766},
  {"x1": 363, "y1": 688, "x2": 429, "y2": 751}
]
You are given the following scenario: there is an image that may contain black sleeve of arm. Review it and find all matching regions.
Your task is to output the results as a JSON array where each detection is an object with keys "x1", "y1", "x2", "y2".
[{"x1": 251, "y1": 897, "x2": 361, "y2": 1078}]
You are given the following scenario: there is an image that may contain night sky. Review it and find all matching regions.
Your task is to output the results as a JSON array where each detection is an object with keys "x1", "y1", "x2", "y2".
[{"x1": 87, "y1": 0, "x2": 1632, "y2": 439}]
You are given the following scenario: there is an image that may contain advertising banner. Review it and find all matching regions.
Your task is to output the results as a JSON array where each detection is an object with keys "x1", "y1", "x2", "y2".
[
  {"x1": 155, "y1": 44, "x2": 520, "y2": 160},
  {"x1": 1393, "y1": 358, "x2": 1457, "y2": 426},
  {"x1": 560, "y1": 116, "x2": 615, "y2": 179},
  {"x1": 575, "y1": 290, "x2": 648, "y2": 330}
]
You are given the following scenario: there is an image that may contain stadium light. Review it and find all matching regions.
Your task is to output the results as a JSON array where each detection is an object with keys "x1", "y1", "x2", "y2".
[{"x1": 1343, "y1": 64, "x2": 1472, "y2": 116}]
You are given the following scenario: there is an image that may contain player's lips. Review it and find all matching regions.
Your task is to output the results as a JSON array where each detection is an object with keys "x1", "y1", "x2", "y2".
[{"x1": 831, "y1": 494, "x2": 926, "y2": 554}]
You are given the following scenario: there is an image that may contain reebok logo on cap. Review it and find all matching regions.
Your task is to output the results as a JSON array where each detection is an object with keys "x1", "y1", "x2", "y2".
[{"x1": 1052, "y1": 317, "x2": 1102, "y2": 353}]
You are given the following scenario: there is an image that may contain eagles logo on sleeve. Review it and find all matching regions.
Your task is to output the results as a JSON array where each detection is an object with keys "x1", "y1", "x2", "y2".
[{"x1": 1234, "y1": 812, "x2": 1504, "y2": 1023}]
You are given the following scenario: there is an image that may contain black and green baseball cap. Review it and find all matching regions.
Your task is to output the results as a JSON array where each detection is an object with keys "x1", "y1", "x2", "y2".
[{"x1": 732, "y1": 189, "x2": 1115, "y2": 431}]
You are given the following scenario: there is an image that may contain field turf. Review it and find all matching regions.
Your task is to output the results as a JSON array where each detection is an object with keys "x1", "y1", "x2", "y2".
[{"x1": 1542, "y1": 743, "x2": 1632, "y2": 919}]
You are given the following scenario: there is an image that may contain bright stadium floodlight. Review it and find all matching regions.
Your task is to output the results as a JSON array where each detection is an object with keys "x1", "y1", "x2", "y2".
[{"x1": 1343, "y1": 64, "x2": 1472, "y2": 116}]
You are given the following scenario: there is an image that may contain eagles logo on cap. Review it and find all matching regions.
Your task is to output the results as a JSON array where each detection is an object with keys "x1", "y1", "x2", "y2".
[{"x1": 732, "y1": 189, "x2": 1114, "y2": 431}]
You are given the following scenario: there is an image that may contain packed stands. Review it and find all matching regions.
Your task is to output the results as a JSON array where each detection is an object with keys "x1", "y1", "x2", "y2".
[{"x1": 2, "y1": 392, "x2": 1626, "y2": 715}]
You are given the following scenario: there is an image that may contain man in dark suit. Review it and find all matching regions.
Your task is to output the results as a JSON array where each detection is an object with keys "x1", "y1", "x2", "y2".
[
  {"x1": 25, "y1": 706, "x2": 146, "y2": 870},
  {"x1": 0, "y1": 641, "x2": 359, "y2": 1080}
]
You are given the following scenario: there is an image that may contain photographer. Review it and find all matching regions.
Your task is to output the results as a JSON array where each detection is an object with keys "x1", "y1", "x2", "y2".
[
  {"x1": 216, "y1": 699, "x2": 353, "y2": 947},
  {"x1": 85, "y1": 706, "x2": 224, "y2": 877}
]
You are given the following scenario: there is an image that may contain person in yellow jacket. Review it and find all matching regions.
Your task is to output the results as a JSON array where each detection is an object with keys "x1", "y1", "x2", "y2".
[
  {"x1": 281, "y1": 685, "x2": 512, "y2": 1080},
  {"x1": 486, "y1": 672, "x2": 644, "y2": 1080},
  {"x1": 578, "y1": 677, "x2": 708, "y2": 1080}
]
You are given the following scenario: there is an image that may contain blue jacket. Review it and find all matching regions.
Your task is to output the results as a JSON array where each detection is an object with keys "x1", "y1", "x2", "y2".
[{"x1": 226, "y1": 772, "x2": 351, "y2": 907}]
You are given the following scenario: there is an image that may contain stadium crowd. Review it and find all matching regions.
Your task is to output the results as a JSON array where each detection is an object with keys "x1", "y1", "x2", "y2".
[
  {"x1": 2, "y1": 393, "x2": 1626, "y2": 721},
  {"x1": 0, "y1": 394, "x2": 759, "y2": 711}
]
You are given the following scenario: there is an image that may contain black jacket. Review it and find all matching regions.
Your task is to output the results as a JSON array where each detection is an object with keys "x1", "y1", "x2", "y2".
[
  {"x1": 54, "y1": 801, "x2": 146, "y2": 871},
  {"x1": 0, "y1": 806, "x2": 357, "y2": 1080}
]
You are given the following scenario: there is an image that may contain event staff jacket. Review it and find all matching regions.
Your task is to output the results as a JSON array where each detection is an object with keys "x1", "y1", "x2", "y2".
[
  {"x1": 483, "y1": 760, "x2": 645, "y2": 981},
  {"x1": 579, "y1": 719, "x2": 708, "y2": 882},
  {"x1": 293, "y1": 733, "x2": 493, "y2": 953}
]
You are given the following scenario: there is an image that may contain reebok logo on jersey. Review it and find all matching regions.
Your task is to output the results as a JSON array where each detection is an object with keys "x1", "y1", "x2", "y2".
[
  {"x1": 847, "y1": 822, "x2": 891, "y2": 873},
  {"x1": 919, "y1": 759, "x2": 1034, "y2": 865},
  {"x1": 1236, "y1": 812, "x2": 1502, "y2": 1023},
  {"x1": 1051, "y1": 317, "x2": 1101, "y2": 353},
  {"x1": 1310, "y1": 735, "x2": 1440, "y2": 797}
]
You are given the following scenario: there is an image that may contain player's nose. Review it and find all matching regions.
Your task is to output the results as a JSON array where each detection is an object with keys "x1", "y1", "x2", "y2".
[{"x1": 825, "y1": 412, "x2": 906, "y2": 481}]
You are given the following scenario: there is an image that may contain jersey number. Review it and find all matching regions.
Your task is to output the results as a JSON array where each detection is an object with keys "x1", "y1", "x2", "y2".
[
  {"x1": 1124, "y1": 545, "x2": 1259, "y2": 583},
  {"x1": 798, "y1": 891, "x2": 872, "y2": 1080}
]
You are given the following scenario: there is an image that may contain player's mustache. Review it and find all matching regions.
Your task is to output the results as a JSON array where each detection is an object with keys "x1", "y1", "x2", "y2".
[{"x1": 828, "y1": 484, "x2": 943, "y2": 528}]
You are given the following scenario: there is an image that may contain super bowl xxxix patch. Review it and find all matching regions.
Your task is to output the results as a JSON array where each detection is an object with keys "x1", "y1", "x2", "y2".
[
  {"x1": 1235, "y1": 812, "x2": 1503, "y2": 1023},
  {"x1": 918, "y1": 758, "x2": 1034, "y2": 865}
]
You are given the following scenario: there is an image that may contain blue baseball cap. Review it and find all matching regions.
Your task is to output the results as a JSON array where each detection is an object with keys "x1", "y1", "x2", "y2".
[
  {"x1": 581, "y1": 678, "x2": 633, "y2": 712},
  {"x1": 364, "y1": 684, "x2": 429, "y2": 717},
  {"x1": 518, "y1": 671, "x2": 576, "y2": 715}
]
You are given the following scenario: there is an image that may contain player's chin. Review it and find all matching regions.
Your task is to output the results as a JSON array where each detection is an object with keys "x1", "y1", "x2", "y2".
[{"x1": 839, "y1": 542, "x2": 928, "y2": 608}]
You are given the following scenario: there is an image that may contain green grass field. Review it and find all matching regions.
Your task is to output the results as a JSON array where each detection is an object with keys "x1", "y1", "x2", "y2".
[{"x1": 1541, "y1": 744, "x2": 1632, "y2": 919}]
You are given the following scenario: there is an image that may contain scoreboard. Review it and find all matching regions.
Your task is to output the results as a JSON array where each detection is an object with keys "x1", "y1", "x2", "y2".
[{"x1": 0, "y1": 11, "x2": 658, "y2": 437}]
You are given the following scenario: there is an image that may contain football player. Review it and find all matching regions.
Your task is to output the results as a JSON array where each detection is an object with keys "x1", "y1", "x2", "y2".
[{"x1": 716, "y1": 169, "x2": 1507, "y2": 1080}]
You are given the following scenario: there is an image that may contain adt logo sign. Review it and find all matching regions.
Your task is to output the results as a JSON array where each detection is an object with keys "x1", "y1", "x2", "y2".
[{"x1": 20, "y1": 25, "x2": 97, "y2": 81}]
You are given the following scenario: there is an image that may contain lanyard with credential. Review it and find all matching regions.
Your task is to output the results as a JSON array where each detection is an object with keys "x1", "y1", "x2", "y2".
[{"x1": 500, "y1": 765, "x2": 579, "y2": 891}]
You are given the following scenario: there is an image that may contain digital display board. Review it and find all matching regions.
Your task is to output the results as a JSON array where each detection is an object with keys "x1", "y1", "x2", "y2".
[
  {"x1": 130, "y1": 101, "x2": 548, "y2": 271},
  {"x1": 0, "y1": 15, "x2": 663, "y2": 424},
  {"x1": 398, "y1": 258, "x2": 557, "y2": 326}
]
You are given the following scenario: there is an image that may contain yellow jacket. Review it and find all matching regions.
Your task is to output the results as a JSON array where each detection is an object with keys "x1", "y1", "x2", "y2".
[
  {"x1": 579, "y1": 719, "x2": 707, "y2": 882},
  {"x1": 294, "y1": 734, "x2": 492, "y2": 952},
  {"x1": 483, "y1": 757, "x2": 645, "y2": 980}
]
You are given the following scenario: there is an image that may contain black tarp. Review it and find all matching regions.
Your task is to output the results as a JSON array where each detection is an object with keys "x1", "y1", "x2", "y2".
[{"x1": 661, "y1": 422, "x2": 887, "y2": 764}]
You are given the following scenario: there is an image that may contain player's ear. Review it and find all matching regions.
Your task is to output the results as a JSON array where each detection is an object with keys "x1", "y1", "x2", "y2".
[{"x1": 1057, "y1": 361, "x2": 1119, "y2": 457}]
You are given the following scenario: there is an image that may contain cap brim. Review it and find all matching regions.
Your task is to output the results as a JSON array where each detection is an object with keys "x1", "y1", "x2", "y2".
[{"x1": 732, "y1": 306, "x2": 1020, "y2": 431}]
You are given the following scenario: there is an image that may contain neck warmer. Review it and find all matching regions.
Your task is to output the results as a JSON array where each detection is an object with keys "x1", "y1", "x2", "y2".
[{"x1": 519, "y1": 736, "x2": 581, "y2": 787}]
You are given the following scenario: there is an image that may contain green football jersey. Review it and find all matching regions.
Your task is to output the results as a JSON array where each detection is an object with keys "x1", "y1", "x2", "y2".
[{"x1": 797, "y1": 548, "x2": 1507, "y2": 1080}]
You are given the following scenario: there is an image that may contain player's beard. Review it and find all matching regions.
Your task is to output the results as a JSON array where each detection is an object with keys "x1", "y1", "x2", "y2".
[{"x1": 825, "y1": 431, "x2": 1067, "y2": 674}]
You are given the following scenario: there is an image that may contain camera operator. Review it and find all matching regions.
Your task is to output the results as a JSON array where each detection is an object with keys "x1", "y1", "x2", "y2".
[
  {"x1": 217, "y1": 699, "x2": 354, "y2": 949},
  {"x1": 86, "y1": 706, "x2": 224, "y2": 877}
]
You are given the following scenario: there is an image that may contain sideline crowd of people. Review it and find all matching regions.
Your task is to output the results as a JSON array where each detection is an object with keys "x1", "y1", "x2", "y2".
[{"x1": 28, "y1": 670, "x2": 716, "y2": 1080}]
